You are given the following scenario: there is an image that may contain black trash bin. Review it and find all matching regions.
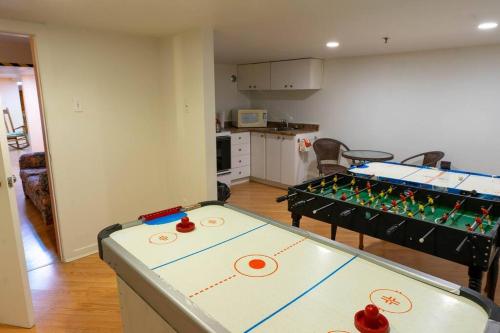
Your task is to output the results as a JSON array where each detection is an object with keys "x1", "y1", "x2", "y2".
[{"x1": 217, "y1": 181, "x2": 231, "y2": 202}]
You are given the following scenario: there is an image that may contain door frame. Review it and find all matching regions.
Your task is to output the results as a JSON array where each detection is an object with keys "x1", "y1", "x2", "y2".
[{"x1": 0, "y1": 29, "x2": 63, "y2": 259}]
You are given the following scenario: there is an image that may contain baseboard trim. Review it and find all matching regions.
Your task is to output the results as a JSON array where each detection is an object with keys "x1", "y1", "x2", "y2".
[{"x1": 249, "y1": 177, "x2": 289, "y2": 190}]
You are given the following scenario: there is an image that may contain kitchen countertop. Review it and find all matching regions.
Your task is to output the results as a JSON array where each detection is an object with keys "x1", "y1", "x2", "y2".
[{"x1": 224, "y1": 122, "x2": 319, "y2": 136}]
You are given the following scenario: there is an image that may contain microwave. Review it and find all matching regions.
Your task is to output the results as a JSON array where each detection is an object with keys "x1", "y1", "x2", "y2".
[{"x1": 232, "y1": 109, "x2": 268, "y2": 128}]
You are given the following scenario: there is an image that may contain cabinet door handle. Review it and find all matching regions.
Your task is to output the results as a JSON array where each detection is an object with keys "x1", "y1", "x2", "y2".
[
  {"x1": 238, "y1": 148, "x2": 242, "y2": 151},
  {"x1": 238, "y1": 136, "x2": 241, "y2": 140},
  {"x1": 290, "y1": 84, "x2": 293, "y2": 88},
  {"x1": 260, "y1": 134, "x2": 264, "y2": 137},
  {"x1": 284, "y1": 85, "x2": 288, "y2": 88},
  {"x1": 253, "y1": 85, "x2": 257, "y2": 88},
  {"x1": 248, "y1": 85, "x2": 251, "y2": 88}
]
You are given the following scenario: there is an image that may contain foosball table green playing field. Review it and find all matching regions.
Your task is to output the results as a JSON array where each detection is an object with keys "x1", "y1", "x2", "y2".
[{"x1": 277, "y1": 174, "x2": 500, "y2": 299}]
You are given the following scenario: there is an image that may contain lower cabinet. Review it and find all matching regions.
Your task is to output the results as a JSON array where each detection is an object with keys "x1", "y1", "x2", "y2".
[
  {"x1": 250, "y1": 132, "x2": 266, "y2": 179},
  {"x1": 265, "y1": 134, "x2": 282, "y2": 183}
]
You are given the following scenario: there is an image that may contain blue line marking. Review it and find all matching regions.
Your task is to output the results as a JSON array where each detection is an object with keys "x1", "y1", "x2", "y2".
[
  {"x1": 151, "y1": 224, "x2": 268, "y2": 270},
  {"x1": 243, "y1": 255, "x2": 358, "y2": 333}
]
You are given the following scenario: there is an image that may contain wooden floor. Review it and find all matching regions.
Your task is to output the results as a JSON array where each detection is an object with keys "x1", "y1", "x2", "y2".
[
  {"x1": 0, "y1": 180, "x2": 497, "y2": 332},
  {"x1": 9, "y1": 148, "x2": 58, "y2": 272}
]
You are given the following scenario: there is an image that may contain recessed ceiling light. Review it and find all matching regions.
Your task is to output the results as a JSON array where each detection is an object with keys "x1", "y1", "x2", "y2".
[
  {"x1": 326, "y1": 41, "x2": 340, "y2": 48},
  {"x1": 478, "y1": 22, "x2": 498, "y2": 30}
]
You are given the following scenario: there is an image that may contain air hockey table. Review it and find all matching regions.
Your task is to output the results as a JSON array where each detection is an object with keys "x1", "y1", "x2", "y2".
[
  {"x1": 350, "y1": 162, "x2": 500, "y2": 201},
  {"x1": 98, "y1": 201, "x2": 500, "y2": 333}
]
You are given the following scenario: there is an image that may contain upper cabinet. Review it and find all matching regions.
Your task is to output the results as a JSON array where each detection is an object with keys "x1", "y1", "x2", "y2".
[
  {"x1": 237, "y1": 62, "x2": 271, "y2": 91},
  {"x1": 271, "y1": 59, "x2": 323, "y2": 90},
  {"x1": 237, "y1": 58, "x2": 323, "y2": 91}
]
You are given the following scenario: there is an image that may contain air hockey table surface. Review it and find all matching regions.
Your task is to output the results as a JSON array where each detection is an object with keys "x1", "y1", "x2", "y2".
[
  {"x1": 350, "y1": 162, "x2": 500, "y2": 200},
  {"x1": 98, "y1": 202, "x2": 500, "y2": 333}
]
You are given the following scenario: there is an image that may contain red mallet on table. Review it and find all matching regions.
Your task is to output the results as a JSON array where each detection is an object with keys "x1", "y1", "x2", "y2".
[
  {"x1": 354, "y1": 304, "x2": 389, "y2": 333},
  {"x1": 176, "y1": 216, "x2": 195, "y2": 233}
]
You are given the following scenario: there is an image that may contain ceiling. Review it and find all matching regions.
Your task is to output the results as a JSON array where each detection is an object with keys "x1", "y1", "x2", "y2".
[
  {"x1": 0, "y1": 0, "x2": 499, "y2": 63},
  {"x1": 0, "y1": 66, "x2": 34, "y2": 80}
]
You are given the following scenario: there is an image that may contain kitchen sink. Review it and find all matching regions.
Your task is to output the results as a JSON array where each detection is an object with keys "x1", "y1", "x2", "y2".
[{"x1": 268, "y1": 127, "x2": 296, "y2": 131}]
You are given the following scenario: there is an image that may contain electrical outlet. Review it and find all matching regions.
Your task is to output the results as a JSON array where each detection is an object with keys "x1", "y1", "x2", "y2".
[{"x1": 73, "y1": 98, "x2": 83, "y2": 112}]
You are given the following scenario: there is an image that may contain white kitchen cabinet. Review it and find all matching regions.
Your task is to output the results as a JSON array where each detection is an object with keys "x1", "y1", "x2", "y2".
[
  {"x1": 237, "y1": 63, "x2": 271, "y2": 91},
  {"x1": 250, "y1": 132, "x2": 319, "y2": 187},
  {"x1": 250, "y1": 132, "x2": 266, "y2": 179},
  {"x1": 270, "y1": 58, "x2": 323, "y2": 90},
  {"x1": 265, "y1": 134, "x2": 282, "y2": 183},
  {"x1": 231, "y1": 132, "x2": 251, "y2": 184},
  {"x1": 280, "y1": 135, "x2": 297, "y2": 185}
]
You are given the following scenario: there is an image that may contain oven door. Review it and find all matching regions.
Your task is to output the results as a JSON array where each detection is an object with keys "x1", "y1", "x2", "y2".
[{"x1": 216, "y1": 136, "x2": 231, "y2": 172}]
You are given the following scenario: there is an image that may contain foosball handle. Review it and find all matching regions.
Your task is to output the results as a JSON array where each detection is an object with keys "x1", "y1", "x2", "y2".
[
  {"x1": 276, "y1": 192, "x2": 297, "y2": 203},
  {"x1": 276, "y1": 195, "x2": 288, "y2": 203},
  {"x1": 386, "y1": 220, "x2": 406, "y2": 236}
]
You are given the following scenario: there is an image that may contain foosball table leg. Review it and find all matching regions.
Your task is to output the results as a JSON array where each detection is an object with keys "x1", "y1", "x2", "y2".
[
  {"x1": 358, "y1": 233, "x2": 364, "y2": 250},
  {"x1": 468, "y1": 266, "x2": 483, "y2": 293},
  {"x1": 485, "y1": 250, "x2": 499, "y2": 300},
  {"x1": 291, "y1": 212, "x2": 302, "y2": 228},
  {"x1": 331, "y1": 224, "x2": 338, "y2": 240}
]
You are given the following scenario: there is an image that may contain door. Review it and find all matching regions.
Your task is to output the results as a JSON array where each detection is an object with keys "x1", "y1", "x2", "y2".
[
  {"x1": 265, "y1": 134, "x2": 281, "y2": 182},
  {"x1": 250, "y1": 132, "x2": 266, "y2": 179},
  {"x1": 0, "y1": 123, "x2": 34, "y2": 327},
  {"x1": 237, "y1": 63, "x2": 271, "y2": 90},
  {"x1": 280, "y1": 135, "x2": 297, "y2": 185}
]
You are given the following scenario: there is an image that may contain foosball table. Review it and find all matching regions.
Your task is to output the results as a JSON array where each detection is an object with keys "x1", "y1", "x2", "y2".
[{"x1": 277, "y1": 173, "x2": 500, "y2": 299}]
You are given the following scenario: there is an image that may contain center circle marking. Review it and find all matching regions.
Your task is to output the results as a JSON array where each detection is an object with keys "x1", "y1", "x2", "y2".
[{"x1": 234, "y1": 254, "x2": 278, "y2": 277}]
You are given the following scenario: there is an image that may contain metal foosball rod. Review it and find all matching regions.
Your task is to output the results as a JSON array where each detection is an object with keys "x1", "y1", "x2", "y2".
[{"x1": 313, "y1": 202, "x2": 335, "y2": 214}]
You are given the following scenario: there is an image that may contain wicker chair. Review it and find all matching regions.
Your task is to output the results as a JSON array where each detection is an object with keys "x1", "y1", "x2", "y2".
[
  {"x1": 313, "y1": 138, "x2": 350, "y2": 176},
  {"x1": 401, "y1": 151, "x2": 445, "y2": 168}
]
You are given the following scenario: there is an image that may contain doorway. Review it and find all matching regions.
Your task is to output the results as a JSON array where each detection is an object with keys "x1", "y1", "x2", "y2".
[{"x1": 0, "y1": 33, "x2": 59, "y2": 271}]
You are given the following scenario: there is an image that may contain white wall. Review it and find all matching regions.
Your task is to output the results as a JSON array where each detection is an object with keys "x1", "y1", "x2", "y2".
[
  {"x1": 250, "y1": 45, "x2": 500, "y2": 174},
  {"x1": 0, "y1": 19, "x2": 216, "y2": 261},
  {"x1": 21, "y1": 75, "x2": 44, "y2": 152},
  {"x1": 214, "y1": 64, "x2": 250, "y2": 123},
  {"x1": 0, "y1": 78, "x2": 23, "y2": 128},
  {"x1": 160, "y1": 28, "x2": 217, "y2": 205}
]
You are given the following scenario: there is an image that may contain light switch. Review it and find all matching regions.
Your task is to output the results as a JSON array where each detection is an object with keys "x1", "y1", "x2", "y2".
[{"x1": 73, "y1": 98, "x2": 83, "y2": 112}]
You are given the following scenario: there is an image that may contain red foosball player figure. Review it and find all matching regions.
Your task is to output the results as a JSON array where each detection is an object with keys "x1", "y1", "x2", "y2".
[
  {"x1": 451, "y1": 200, "x2": 461, "y2": 218},
  {"x1": 341, "y1": 192, "x2": 348, "y2": 201},
  {"x1": 481, "y1": 206, "x2": 492, "y2": 225},
  {"x1": 366, "y1": 181, "x2": 372, "y2": 196},
  {"x1": 441, "y1": 213, "x2": 449, "y2": 223},
  {"x1": 475, "y1": 216, "x2": 484, "y2": 234},
  {"x1": 355, "y1": 187, "x2": 360, "y2": 202},
  {"x1": 381, "y1": 203, "x2": 388, "y2": 212},
  {"x1": 391, "y1": 199, "x2": 398, "y2": 213},
  {"x1": 466, "y1": 223, "x2": 473, "y2": 232},
  {"x1": 399, "y1": 193, "x2": 407, "y2": 211},
  {"x1": 408, "y1": 190, "x2": 415, "y2": 205}
]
